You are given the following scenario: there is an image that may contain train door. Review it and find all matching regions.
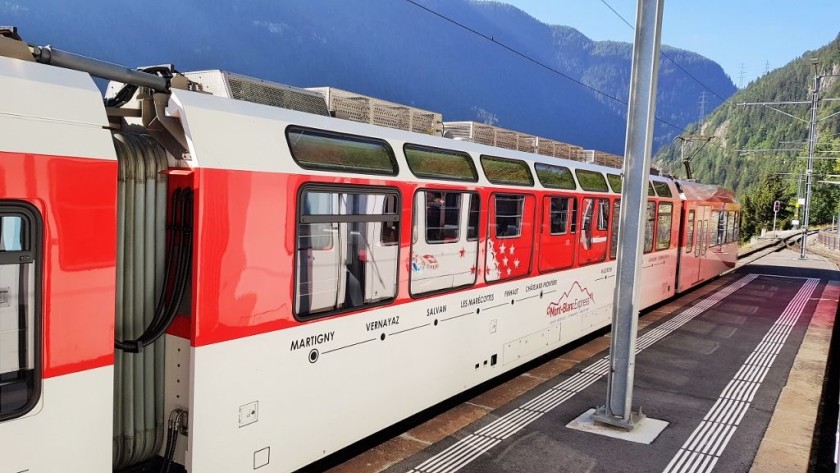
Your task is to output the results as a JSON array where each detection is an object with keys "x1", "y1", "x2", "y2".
[
  {"x1": 411, "y1": 190, "x2": 479, "y2": 294},
  {"x1": 539, "y1": 195, "x2": 576, "y2": 272},
  {"x1": 486, "y1": 193, "x2": 534, "y2": 281},
  {"x1": 678, "y1": 207, "x2": 698, "y2": 289},
  {"x1": 578, "y1": 197, "x2": 609, "y2": 265},
  {"x1": 297, "y1": 192, "x2": 344, "y2": 314}
]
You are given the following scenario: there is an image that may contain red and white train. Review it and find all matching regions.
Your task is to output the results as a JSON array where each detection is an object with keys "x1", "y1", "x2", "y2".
[{"x1": 0, "y1": 31, "x2": 740, "y2": 473}]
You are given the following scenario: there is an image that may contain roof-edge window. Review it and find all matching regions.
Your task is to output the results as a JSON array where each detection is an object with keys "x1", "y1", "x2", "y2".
[
  {"x1": 286, "y1": 126, "x2": 398, "y2": 176},
  {"x1": 480, "y1": 155, "x2": 534, "y2": 187}
]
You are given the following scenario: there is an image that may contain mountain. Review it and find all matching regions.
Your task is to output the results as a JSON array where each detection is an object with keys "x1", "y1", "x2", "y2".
[
  {"x1": 2, "y1": 0, "x2": 735, "y2": 154},
  {"x1": 655, "y1": 34, "x2": 840, "y2": 238}
]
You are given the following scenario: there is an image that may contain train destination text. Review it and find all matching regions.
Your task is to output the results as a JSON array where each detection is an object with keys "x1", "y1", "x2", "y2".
[
  {"x1": 366, "y1": 316, "x2": 400, "y2": 331},
  {"x1": 426, "y1": 305, "x2": 447, "y2": 316},
  {"x1": 290, "y1": 331, "x2": 335, "y2": 351},
  {"x1": 525, "y1": 280, "x2": 558, "y2": 293},
  {"x1": 460, "y1": 293, "x2": 494, "y2": 308}
]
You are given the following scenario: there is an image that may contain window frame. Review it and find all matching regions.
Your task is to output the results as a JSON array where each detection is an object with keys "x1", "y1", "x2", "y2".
[
  {"x1": 0, "y1": 201, "x2": 42, "y2": 423},
  {"x1": 293, "y1": 184, "x2": 401, "y2": 321}
]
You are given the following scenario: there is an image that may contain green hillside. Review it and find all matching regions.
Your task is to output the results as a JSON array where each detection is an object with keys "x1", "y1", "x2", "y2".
[{"x1": 655, "y1": 34, "x2": 840, "y2": 240}]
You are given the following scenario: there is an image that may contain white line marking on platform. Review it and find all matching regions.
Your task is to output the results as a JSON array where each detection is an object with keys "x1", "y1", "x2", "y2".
[
  {"x1": 405, "y1": 273, "x2": 760, "y2": 473},
  {"x1": 663, "y1": 277, "x2": 819, "y2": 473}
]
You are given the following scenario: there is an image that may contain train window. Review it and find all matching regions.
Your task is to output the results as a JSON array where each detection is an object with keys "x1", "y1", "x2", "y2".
[
  {"x1": 597, "y1": 199, "x2": 610, "y2": 231},
  {"x1": 535, "y1": 163, "x2": 576, "y2": 190},
  {"x1": 727, "y1": 212, "x2": 737, "y2": 243},
  {"x1": 549, "y1": 197, "x2": 573, "y2": 235},
  {"x1": 656, "y1": 203, "x2": 673, "y2": 250},
  {"x1": 381, "y1": 195, "x2": 399, "y2": 246},
  {"x1": 695, "y1": 219, "x2": 704, "y2": 257},
  {"x1": 644, "y1": 202, "x2": 655, "y2": 253},
  {"x1": 607, "y1": 174, "x2": 622, "y2": 193},
  {"x1": 686, "y1": 210, "x2": 695, "y2": 253},
  {"x1": 494, "y1": 195, "x2": 524, "y2": 238},
  {"x1": 733, "y1": 212, "x2": 740, "y2": 242},
  {"x1": 610, "y1": 200, "x2": 621, "y2": 259},
  {"x1": 575, "y1": 170, "x2": 609, "y2": 192},
  {"x1": 286, "y1": 126, "x2": 398, "y2": 175},
  {"x1": 480, "y1": 155, "x2": 534, "y2": 186},
  {"x1": 411, "y1": 191, "x2": 479, "y2": 296},
  {"x1": 467, "y1": 194, "x2": 480, "y2": 241},
  {"x1": 714, "y1": 211, "x2": 725, "y2": 246},
  {"x1": 404, "y1": 144, "x2": 478, "y2": 182},
  {"x1": 709, "y1": 211, "x2": 720, "y2": 246},
  {"x1": 652, "y1": 182, "x2": 672, "y2": 198},
  {"x1": 295, "y1": 188, "x2": 399, "y2": 318},
  {"x1": 0, "y1": 205, "x2": 41, "y2": 423},
  {"x1": 423, "y1": 191, "x2": 461, "y2": 243}
]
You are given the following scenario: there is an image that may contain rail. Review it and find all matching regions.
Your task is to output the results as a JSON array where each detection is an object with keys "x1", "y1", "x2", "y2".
[{"x1": 736, "y1": 230, "x2": 808, "y2": 266}]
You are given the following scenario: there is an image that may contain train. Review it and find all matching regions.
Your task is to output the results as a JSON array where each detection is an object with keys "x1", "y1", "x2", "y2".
[{"x1": 0, "y1": 29, "x2": 740, "y2": 473}]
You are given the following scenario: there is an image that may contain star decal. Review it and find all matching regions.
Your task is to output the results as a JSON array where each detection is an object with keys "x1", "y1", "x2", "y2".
[
  {"x1": 500, "y1": 243, "x2": 507, "y2": 254},
  {"x1": 514, "y1": 258, "x2": 520, "y2": 268},
  {"x1": 470, "y1": 265, "x2": 476, "y2": 275},
  {"x1": 459, "y1": 247, "x2": 466, "y2": 258},
  {"x1": 502, "y1": 257, "x2": 509, "y2": 267},
  {"x1": 509, "y1": 245, "x2": 516, "y2": 255},
  {"x1": 506, "y1": 267, "x2": 512, "y2": 276}
]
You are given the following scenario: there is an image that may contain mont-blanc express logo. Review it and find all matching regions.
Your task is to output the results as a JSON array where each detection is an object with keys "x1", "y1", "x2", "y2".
[{"x1": 546, "y1": 281, "x2": 595, "y2": 318}]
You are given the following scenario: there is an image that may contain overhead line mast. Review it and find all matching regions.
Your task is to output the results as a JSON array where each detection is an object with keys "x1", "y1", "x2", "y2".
[{"x1": 738, "y1": 59, "x2": 840, "y2": 259}]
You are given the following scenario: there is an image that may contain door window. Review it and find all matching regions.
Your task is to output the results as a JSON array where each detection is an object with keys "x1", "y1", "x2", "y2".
[{"x1": 0, "y1": 205, "x2": 41, "y2": 422}]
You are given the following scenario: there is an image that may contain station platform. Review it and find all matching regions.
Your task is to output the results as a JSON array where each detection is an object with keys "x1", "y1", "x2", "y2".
[{"x1": 327, "y1": 249, "x2": 840, "y2": 473}]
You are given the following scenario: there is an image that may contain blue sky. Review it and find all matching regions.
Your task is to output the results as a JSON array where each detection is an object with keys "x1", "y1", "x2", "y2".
[{"x1": 502, "y1": 0, "x2": 840, "y2": 88}]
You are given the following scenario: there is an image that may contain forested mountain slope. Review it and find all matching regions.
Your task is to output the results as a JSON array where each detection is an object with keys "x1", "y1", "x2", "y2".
[
  {"x1": 655, "y1": 34, "x2": 840, "y2": 238},
  {"x1": 3, "y1": 0, "x2": 735, "y2": 154}
]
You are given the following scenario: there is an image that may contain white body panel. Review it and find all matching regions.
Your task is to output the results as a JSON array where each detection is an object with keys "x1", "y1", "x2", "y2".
[
  {"x1": 0, "y1": 366, "x2": 113, "y2": 472},
  {"x1": 0, "y1": 56, "x2": 115, "y2": 159},
  {"x1": 186, "y1": 252, "x2": 675, "y2": 472}
]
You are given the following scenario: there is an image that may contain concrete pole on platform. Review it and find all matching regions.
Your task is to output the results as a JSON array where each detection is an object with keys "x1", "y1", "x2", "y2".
[{"x1": 591, "y1": 0, "x2": 664, "y2": 431}]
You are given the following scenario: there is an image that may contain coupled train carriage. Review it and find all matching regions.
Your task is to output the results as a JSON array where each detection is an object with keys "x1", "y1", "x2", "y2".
[{"x1": 0, "y1": 31, "x2": 740, "y2": 473}]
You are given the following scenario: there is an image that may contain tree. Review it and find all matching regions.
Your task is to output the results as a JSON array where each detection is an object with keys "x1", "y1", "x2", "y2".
[{"x1": 741, "y1": 173, "x2": 794, "y2": 239}]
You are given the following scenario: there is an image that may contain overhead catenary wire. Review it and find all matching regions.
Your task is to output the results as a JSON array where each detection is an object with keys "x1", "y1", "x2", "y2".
[
  {"x1": 597, "y1": 0, "x2": 730, "y2": 103},
  {"x1": 402, "y1": 0, "x2": 687, "y2": 133}
]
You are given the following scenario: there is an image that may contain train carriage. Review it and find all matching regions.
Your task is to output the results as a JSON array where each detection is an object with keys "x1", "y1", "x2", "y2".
[{"x1": 0, "y1": 32, "x2": 738, "y2": 473}]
